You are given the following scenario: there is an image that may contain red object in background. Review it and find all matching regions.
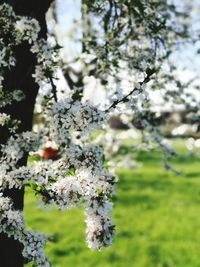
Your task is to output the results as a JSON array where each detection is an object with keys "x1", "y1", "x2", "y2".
[{"x1": 42, "y1": 147, "x2": 59, "y2": 159}]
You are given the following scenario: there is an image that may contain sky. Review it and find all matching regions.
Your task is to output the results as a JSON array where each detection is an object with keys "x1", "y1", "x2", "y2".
[{"x1": 56, "y1": 0, "x2": 81, "y2": 60}]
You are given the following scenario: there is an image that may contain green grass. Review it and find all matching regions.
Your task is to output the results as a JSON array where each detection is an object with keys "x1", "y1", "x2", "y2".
[{"x1": 24, "y1": 140, "x2": 200, "y2": 267}]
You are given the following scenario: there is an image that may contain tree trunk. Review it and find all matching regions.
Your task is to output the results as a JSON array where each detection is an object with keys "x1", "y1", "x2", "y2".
[{"x1": 0, "y1": 1, "x2": 54, "y2": 266}]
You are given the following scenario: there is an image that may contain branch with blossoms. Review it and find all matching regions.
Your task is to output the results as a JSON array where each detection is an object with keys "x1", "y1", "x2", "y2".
[{"x1": 107, "y1": 67, "x2": 156, "y2": 111}]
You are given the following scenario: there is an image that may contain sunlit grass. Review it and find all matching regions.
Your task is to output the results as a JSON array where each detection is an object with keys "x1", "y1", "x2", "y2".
[{"x1": 24, "y1": 140, "x2": 200, "y2": 267}]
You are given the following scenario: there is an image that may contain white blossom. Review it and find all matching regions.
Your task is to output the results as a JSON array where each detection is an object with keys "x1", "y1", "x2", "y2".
[
  {"x1": 0, "y1": 113, "x2": 10, "y2": 126},
  {"x1": 15, "y1": 17, "x2": 40, "y2": 44}
]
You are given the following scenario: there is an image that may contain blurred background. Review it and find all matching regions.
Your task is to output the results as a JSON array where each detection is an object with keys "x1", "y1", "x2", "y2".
[{"x1": 25, "y1": 1, "x2": 200, "y2": 266}]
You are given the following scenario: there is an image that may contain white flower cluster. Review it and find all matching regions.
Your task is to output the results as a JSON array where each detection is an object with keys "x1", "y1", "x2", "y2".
[
  {"x1": 50, "y1": 97, "x2": 107, "y2": 144},
  {"x1": 0, "y1": 3, "x2": 40, "y2": 122},
  {"x1": 0, "y1": 47, "x2": 16, "y2": 69},
  {"x1": 0, "y1": 4, "x2": 16, "y2": 36},
  {"x1": 84, "y1": 196, "x2": 114, "y2": 249},
  {"x1": 0, "y1": 88, "x2": 25, "y2": 108},
  {"x1": 15, "y1": 17, "x2": 40, "y2": 44},
  {"x1": 0, "y1": 137, "x2": 116, "y2": 252},
  {"x1": 0, "y1": 129, "x2": 116, "y2": 251},
  {"x1": 1, "y1": 131, "x2": 45, "y2": 169},
  {"x1": 0, "y1": 194, "x2": 50, "y2": 266},
  {"x1": 0, "y1": 4, "x2": 58, "y2": 93},
  {"x1": 0, "y1": 113, "x2": 10, "y2": 126},
  {"x1": 31, "y1": 39, "x2": 59, "y2": 87}
]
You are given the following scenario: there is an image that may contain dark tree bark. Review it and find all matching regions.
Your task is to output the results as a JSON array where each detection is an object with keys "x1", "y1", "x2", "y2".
[{"x1": 0, "y1": 1, "x2": 54, "y2": 266}]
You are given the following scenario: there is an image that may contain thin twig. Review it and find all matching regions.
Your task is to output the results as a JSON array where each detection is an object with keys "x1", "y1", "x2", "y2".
[
  {"x1": 49, "y1": 76, "x2": 58, "y2": 102},
  {"x1": 106, "y1": 70, "x2": 155, "y2": 112}
]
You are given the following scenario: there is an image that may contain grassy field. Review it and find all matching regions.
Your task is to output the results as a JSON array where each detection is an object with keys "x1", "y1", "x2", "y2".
[{"x1": 24, "y1": 140, "x2": 200, "y2": 267}]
